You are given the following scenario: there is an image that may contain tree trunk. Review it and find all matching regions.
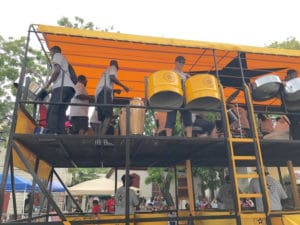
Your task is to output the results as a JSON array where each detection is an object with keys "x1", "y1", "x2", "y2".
[
  {"x1": 200, "y1": 179, "x2": 205, "y2": 197},
  {"x1": 162, "y1": 190, "x2": 174, "y2": 207}
]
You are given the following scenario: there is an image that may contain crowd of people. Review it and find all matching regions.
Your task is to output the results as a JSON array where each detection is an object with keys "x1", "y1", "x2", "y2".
[{"x1": 65, "y1": 168, "x2": 294, "y2": 217}]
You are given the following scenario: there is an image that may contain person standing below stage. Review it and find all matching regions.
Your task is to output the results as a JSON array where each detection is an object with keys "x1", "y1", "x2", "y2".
[
  {"x1": 115, "y1": 174, "x2": 139, "y2": 215},
  {"x1": 69, "y1": 75, "x2": 90, "y2": 134},
  {"x1": 282, "y1": 69, "x2": 300, "y2": 140},
  {"x1": 44, "y1": 46, "x2": 75, "y2": 134},
  {"x1": 249, "y1": 169, "x2": 287, "y2": 211},
  {"x1": 107, "y1": 196, "x2": 115, "y2": 214},
  {"x1": 95, "y1": 60, "x2": 129, "y2": 135},
  {"x1": 165, "y1": 56, "x2": 192, "y2": 137},
  {"x1": 216, "y1": 175, "x2": 235, "y2": 210},
  {"x1": 92, "y1": 198, "x2": 101, "y2": 215},
  {"x1": 24, "y1": 192, "x2": 32, "y2": 213}
]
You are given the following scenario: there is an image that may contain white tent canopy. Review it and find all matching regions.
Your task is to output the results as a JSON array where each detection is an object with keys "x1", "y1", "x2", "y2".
[{"x1": 68, "y1": 177, "x2": 122, "y2": 196}]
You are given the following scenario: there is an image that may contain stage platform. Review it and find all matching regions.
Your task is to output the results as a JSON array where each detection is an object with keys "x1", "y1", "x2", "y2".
[{"x1": 13, "y1": 134, "x2": 300, "y2": 168}]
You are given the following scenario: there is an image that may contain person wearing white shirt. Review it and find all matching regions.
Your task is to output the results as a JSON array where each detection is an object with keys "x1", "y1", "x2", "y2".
[
  {"x1": 69, "y1": 75, "x2": 90, "y2": 134},
  {"x1": 95, "y1": 60, "x2": 129, "y2": 135},
  {"x1": 115, "y1": 174, "x2": 139, "y2": 215},
  {"x1": 44, "y1": 46, "x2": 75, "y2": 134},
  {"x1": 165, "y1": 56, "x2": 192, "y2": 137},
  {"x1": 249, "y1": 170, "x2": 288, "y2": 211}
]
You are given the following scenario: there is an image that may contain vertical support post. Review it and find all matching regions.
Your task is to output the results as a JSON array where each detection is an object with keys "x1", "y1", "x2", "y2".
[
  {"x1": 9, "y1": 158, "x2": 17, "y2": 220},
  {"x1": 23, "y1": 77, "x2": 30, "y2": 101},
  {"x1": 126, "y1": 105, "x2": 130, "y2": 136},
  {"x1": 174, "y1": 166, "x2": 178, "y2": 210},
  {"x1": 185, "y1": 160, "x2": 195, "y2": 216},
  {"x1": 287, "y1": 160, "x2": 300, "y2": 208},
  {"x1": 144, "y1": 77, "x2": 148, "y2": 105},
  {"x1": 0, "y1": 25, "x2": 32, "y2": 221},
  {"x1": 46, "y1": 169, "x2": 54, "y2": 222},
  {"x1": 125, "y1": 136, "x2": 131, "y2": 225},
  {"x1": 27, "y1": 158, "x2": 39, "y2": 222},
  {"x1": 0, "y1": 145, "x2": 12, "y2": 222},
  {"x1": 114, "y1": 168, "x2": 118, "y2": 194}
]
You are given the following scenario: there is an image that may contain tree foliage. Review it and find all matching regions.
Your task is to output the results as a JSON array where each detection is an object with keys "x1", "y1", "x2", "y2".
[
  {"x1": 57, "y1": 17, "x2": 95, "y2": 30},
  {"x1": 57, "y1": 16, "x2": 115, "y2": 32},
  {"x1": 145, "y1": 167, "x2": 175, "y2": 206},
  {"x1": 192, "y1": 167, "x2": 223, "y2": 200},
  {"x1": 0, "y1": 36, "x2": 47, "y2": 143},
  {"x1": 143, "y1": 110, "x2": 156, "y2": 136},
  {"x1": 268, "y1": 37, "x2": 300, "y2": 50},
  {"x1": 69, "y1": 168, "x2": 110, "y2": 186}
]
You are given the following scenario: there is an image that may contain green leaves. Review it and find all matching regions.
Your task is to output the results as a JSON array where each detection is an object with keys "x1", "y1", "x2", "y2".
[
  {"x1": 0, "y1": 35, "x2": 48, "y2": 144},
  {"x1": 268, "y1": 37, "x2": 300, "y2": 50},
  {"x1": 57, "y1": 17, "x2": 95, "y2": 30},
  {"x1": 68, "y1": 168, "x2": 110, "y2": 186}
]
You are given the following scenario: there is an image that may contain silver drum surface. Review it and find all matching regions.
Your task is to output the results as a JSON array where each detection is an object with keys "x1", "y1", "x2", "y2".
[
  {"x1": 284, "y1": 77, "x2": 300, "y2": 102},
  {"x1": 252, "y1": 75, "x2": 282, "y2": 101}
]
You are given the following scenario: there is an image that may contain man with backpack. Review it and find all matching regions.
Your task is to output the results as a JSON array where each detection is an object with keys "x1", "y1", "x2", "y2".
[{"x1": 44, "y1": 45, "x2": 75, "y2": 134}]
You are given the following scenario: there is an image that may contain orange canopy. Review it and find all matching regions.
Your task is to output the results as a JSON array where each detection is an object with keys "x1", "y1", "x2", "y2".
[{"x1": 35, "y1": 24, "x2": 300, "y2": 107}]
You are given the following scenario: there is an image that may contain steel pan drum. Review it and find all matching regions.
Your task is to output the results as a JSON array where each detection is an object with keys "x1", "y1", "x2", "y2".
[
  {"x1": 185, "y1": 74, "x2": 221, "y2": 110},
  {"x1": 251, "y1": 74, "x2": 282, "y2": 101},
  {"x1": 284, "y1": 77, "x2": 300, "y2": 102},
  {"x1": 147, "y1": 70, "x2": 183, "y2": 111},
  {"x1": 119, "y1": 97, "x2": 145, "y2": 135}
]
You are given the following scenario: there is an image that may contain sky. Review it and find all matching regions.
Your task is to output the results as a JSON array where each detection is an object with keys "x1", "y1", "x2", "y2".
[{"x1": 1, "y1": 0, "x2": 300, "y2": 47}]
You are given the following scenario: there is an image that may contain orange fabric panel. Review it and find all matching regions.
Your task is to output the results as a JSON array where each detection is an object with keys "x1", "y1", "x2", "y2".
[{"x1": 37, "y1": 24, "x2": 300, "y2": 107}]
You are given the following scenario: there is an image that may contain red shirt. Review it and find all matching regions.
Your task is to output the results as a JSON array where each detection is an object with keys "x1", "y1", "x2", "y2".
[
  {"x1": 92, "y1": 204, "x2": 101, "y2": 214},
  {"x1": 107, "y1": 198, "x2": 115, "y2": 213}
]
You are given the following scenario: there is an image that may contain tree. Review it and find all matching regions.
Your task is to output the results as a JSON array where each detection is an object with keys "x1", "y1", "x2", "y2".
[
  {"x1": 0, "y1": 36, "x2": 47, "y2": 145},
  {"x1": 57, "y1": 16, "x2": 116, "y2": 32},
  {"x1": 192, "y1": 167, "x2": 223, "y2": 200},
  {"x1": 145, "y1": 167, "x2": 175, "y2": 207},
  {"x1": 268, "y1": 37, "x2": 300, "y2": 50},
  {"x1": 69, "y1": 168, "x2": 110, "y2": 186},
  {"x1": 57, "y1": 17, "x2": 95, "y2": 30}
]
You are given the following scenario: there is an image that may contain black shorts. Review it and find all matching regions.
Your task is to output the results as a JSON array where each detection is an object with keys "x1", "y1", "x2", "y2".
[
  {"x1": 96, "y1": 89, "x2": 113, "y2": 121},
  {"x1": 70, "y1": 116, "x2": 88, "y2": 134}
]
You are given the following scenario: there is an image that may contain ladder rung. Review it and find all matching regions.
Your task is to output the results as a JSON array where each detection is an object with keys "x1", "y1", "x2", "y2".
[
  {"x1": 236, "y1": 173, "x2": 259, "y2": 179},
  {"x1": 240, "y1": 213, "x2": 266, "y2": 219},
  {"x1": 230, "y1": 138, "x2": 254, "y2": 143},
  {"x1": 233, "y1": 156, "x2": 256, "y2": 161},
  {"x1": 239, "y1": 193, "x2": 262, "y2": 199}
]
